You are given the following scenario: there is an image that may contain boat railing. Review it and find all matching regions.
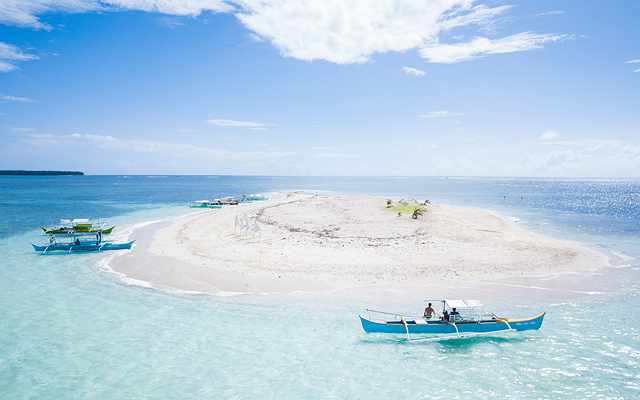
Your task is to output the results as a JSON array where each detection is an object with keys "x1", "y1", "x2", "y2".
[{"x1": 364, "y1": 308, "x2": 424, "y2": 321}]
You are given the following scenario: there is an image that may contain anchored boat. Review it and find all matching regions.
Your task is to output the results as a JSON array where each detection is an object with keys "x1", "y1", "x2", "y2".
[
  {"x1": 242, "y1": 194, "x2": 269, "y2": 202},
  {"x1": 31, "y1": 231, "x2": 134, "y2": 254},
  {"x1": 360, "y1": 300, "x2": 544, "y2": 342},
  {"x1": 189, "y1": 200, "x2": 223, "y2": 209}
]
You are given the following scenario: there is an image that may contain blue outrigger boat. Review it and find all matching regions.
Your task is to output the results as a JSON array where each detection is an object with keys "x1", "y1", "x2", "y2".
[
  {"x1": 31, "y1": 231, "x2": 134, "y2": 254},
  {"x1": 360, "y1": 300, "x2": 545, "y2": 342}
]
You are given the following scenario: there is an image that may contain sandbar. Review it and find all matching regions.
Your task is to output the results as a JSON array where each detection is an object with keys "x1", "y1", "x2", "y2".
[{"x1": 109, "y1": 192, "x2": 610, "y2": 295}]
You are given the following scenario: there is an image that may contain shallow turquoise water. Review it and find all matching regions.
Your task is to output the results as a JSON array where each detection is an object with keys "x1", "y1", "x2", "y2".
[{"x1": 1, "y1": 176, "x2": 639, "y2": 398}]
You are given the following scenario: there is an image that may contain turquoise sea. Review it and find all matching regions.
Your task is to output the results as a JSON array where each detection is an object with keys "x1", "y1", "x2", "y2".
[{"x1": 1, "y1": 176, "x2": 639, "y2": 399}]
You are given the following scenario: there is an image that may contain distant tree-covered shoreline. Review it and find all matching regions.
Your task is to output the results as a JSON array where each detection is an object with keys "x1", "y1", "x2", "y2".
[{"x1": 0, "y1": 170, "x2": 84, "y2": 176}]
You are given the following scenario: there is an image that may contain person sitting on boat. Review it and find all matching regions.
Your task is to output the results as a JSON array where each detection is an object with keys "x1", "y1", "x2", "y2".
[
  {"x1": 443, "y1": 310, "x2": 449, "y2": 322},
  {"x1": 424, "y1": 303, "x2": 435, "y2": 319},
  {"x1": 450, "y1": 308, "x2": 461, "y2": 322},
  {"x1": 75, "y1": 238, "x2": 80, "y2": 245}
]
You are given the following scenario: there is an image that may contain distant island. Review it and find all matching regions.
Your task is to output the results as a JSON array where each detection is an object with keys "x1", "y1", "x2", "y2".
[{"x1": 0, "y1": 170, "x2": 84, "y2": 176}]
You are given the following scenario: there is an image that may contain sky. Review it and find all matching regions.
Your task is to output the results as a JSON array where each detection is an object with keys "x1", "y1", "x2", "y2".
[{"x1": 1, "y1": 0, "x2": 639, "y2": 177}]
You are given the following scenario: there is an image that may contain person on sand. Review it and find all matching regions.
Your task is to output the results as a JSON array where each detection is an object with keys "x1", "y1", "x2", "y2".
[{"x1": 424, "y1": 303, "x2": 435, "y2": 319}]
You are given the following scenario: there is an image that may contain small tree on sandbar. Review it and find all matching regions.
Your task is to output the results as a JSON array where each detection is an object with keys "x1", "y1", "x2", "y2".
[{"x1": 412, "y1": 206, "x2": 426, "y2": 219}]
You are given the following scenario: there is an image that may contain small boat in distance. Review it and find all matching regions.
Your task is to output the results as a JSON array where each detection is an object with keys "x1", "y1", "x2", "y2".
[
  {"x1": 41, "y1": 218, "x2": 115, "y2": 235},
  {"x1": 242, "y1": 194, "x2": 269, "y2": 202},
  {"x1": 189, "y1": 194, "x2": 268, "y2": 208},
  {"x1": 360, "y1": 300, "x2": 545, "y2": 342},
  {"x1": 31, "y1": 231, "x2": 134, "y2": 254},
  {"x1": 189, "y1": 200, "x2": 222, "y2": 209},
  {"x1": 218, "y1": 197, "x2": 240, "y2": 205}
]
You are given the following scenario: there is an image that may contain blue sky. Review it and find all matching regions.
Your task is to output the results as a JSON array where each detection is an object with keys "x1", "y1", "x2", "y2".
[{"x1": 1, "y1": 0, "x2": 639, "y2": 176}]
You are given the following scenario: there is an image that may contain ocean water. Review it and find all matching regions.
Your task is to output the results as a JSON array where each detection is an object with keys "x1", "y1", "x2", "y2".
[{"x1": 1, "y1": 176, "x2": 639, "y2": 399}]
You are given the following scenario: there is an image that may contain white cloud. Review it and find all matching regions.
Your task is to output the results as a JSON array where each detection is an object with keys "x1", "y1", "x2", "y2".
[
  {"x1": 521, "y1": 150, "x2": 590, "y2": 170},
  {"x1": 403, "y1": 67, "x2": 425, "y2": 76},
  {"x1": 312, "y1": 153, "x2": 358, "y2": 158},
  {"x1": 0, "y1": 1, "x2": 232, "y2": 30},
  {"x1": 1, "y1": 1, "x2": 574, "y2": 65},
  {"x1": 626, "y1": 59, "x2": 640, "y2": 72},
  {"x1": 535, "y1": 11, "x2": 565, "y2": 17},
  {"x1": 207, "y1": 118, "x2": 269, "y2": 129},
  {"x1": 235, "y1": 1, "x2": 521, "y2": 64},
  {"x1": 533, "y1": 139, "x2": 626, "y2": 148},
  {"x1": 419, "y1": 111, "x2": 465, "y2": 118},
  {"x1": 481, "y1": 158, "x2": 501, "y2": 167},
  {"x1": 5, "y1": 126, "x2": 35, "y2": 132},
  {"x1": 584, "y1": 143, "x2": 604, "y2": 151},
  {"x1": 517, "y1": 145, "x2": 640, "y2": 176},
  {"x1": 0, "y1": 42, "x2": 38, "y2": 72},
  {"x1": 427, "y1": 156, "x2": 474, "y2": 174},
  {"x1": 19, "y1": 132, "x2": 299, "y2": 160},
  {"x1": 419, "y1": 142, "x2": 439, "y2": 149},
  {"x1": 156, "y1": 16, "x2": 185, "y2": 28},
  {"x1": 419, "y1": 32, "x2": 573, "y2": 63},
  {"x1": 1, "y1": 94, "x2": 37, "y2": 102},
  {"x1": 609, "y1": 146, "x2": 640, "y2": 167},
  {"x1": 540, "y1": 130, "x2": 559, "y2": 141}
]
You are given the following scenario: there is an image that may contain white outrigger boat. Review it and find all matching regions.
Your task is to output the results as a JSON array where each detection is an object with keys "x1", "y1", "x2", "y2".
[
  {"x1": 30, "y1": 230, "x2": 134, "y2": 254},
  {"x1": 360, "y1": 300, "x2": 545, "y2": 342}
]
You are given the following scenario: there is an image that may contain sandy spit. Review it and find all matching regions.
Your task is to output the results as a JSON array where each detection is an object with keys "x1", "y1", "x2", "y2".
[{"x1": 110, "y1": 192, "x2": 609, "y2": 294}]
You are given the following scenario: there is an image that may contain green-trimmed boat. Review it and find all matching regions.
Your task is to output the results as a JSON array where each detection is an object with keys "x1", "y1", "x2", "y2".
[
  {"x1": 31, "y1": 231, "x2": 134, "y2": 254},
  {"x1": 41, "y1": 219, "x2": 114, "y2": 235}
]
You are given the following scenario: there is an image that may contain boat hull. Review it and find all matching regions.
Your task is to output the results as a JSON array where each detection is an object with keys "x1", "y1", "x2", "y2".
[
  {"x1": 360, "y1": 313, "x2": 545, "y2": 335},
  {"x1": 30, "y1": 240, "x2": 135, "y2": 253}
]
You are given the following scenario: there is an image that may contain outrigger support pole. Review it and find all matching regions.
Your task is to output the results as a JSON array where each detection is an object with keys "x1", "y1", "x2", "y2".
[
  {"x1": 407, "y1": 328, "x2": 517, "y2": 343},
  {"x1": 399, "y1": 312, "x2": 517, "y2": 343}
]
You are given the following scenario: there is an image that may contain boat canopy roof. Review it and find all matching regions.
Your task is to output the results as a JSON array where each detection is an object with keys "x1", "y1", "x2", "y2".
[
  {"x1": 58, "y1": 218, "x2": 91, "y2": 224},
  {"x1": 446, "y1": 300, "x2": 483, "y2": 308},
  {"x1": 425, "y1": 300, "x2": 485, "y2": 315}
]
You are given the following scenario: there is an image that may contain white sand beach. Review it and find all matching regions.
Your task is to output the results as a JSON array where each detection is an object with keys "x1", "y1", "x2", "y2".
[{"x1": 110, "y1": 192, "x2": 609, "y2": 294}]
